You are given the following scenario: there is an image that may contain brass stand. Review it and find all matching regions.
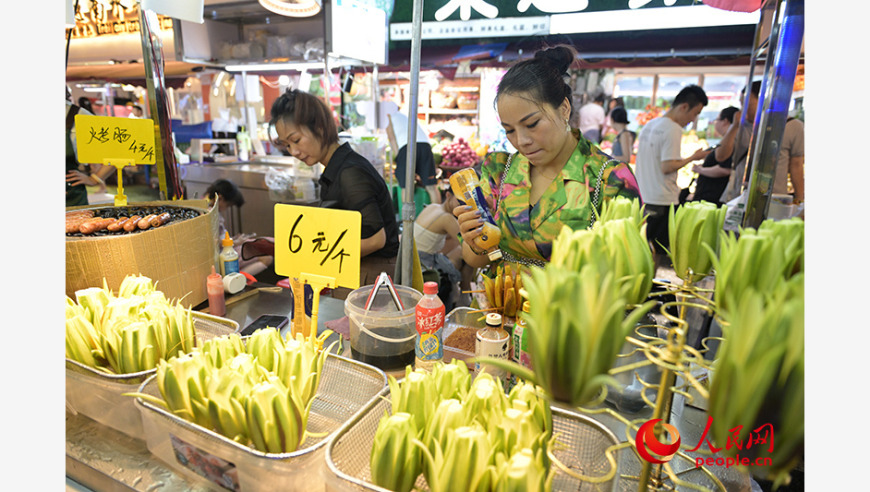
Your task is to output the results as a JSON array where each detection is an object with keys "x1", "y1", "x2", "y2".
[{"x1": 579, "y1": 276, "x2": 727, "y2": 492}]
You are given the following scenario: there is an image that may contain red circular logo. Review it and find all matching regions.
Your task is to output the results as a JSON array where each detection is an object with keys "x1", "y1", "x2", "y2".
[{"x1": 635, "y1": 419, "x2": 682, "y2": 464}]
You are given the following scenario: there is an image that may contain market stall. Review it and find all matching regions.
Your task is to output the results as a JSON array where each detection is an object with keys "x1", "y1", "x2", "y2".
[{"x1": 66, "y1": 1, "x2": 805, "y2": 491}]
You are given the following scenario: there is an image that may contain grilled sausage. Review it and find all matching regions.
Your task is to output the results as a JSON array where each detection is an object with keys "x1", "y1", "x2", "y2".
[
  {"x1": 150, "y1": 212, "x2": 171, "y2": 227},
  {"x1": 138, "y1": 214, "x2": 157, "y2": 230},
  {"x1": 79, "y1": 218, "x2": 116, "y2": 234},
  {"x1": 106, "y1": 217, "x2": 128, "y2": 232},
  {"x1": 124, "y1": 215, "x2": 142, "y2": 232}
]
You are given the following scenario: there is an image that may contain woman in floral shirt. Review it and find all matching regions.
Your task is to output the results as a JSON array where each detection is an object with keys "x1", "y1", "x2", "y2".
[{"x1": 454, "y1": 45, "x2": 640, "y2": 271}]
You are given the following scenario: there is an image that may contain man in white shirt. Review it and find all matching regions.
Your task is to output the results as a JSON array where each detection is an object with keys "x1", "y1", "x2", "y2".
[
  {"x1": 578, "y1": 93, "x2": 606, "y2": 143},
  {"x1": 635, "y1": 84, "x2": 711, "y2": 255}
]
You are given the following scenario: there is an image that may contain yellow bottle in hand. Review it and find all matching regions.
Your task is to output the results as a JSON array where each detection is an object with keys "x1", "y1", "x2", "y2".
[{"x1": 449, "y1": 168, "x2": 503, "y2": 261}]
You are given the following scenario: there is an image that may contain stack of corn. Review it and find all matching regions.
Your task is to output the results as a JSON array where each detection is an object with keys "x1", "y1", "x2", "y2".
[
  {"x1": 370, "y1": 360, "x2": 554, "y2": 492},
  {"x1": 478, "y1": 197, "x2": 656, "y2": 407},
  {"x1": 706, "y1": 218, "x2": 804, "y2": 487},
  {"x1": 65, "y1": 275, "x2": 196, "y2": 374},
  {"x1": 130, "y1": 328, "x2": 334, "y2": 454}
]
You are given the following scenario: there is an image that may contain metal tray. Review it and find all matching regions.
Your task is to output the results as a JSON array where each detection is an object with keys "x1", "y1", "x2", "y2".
[
  {"x1": 65, "y1": 311, "x2": 239, "y2": 440},
  {"x1": 134, "y1": 353, "x2": 388, "y2": 492},
  {"x1": 324, "y1": 385, "x2": 622, "y2": 492}
]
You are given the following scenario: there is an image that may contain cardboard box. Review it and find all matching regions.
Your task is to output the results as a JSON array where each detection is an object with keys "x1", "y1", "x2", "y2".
[{"x1": 66, "y1": 200, "x2": 219, "y2": 307}]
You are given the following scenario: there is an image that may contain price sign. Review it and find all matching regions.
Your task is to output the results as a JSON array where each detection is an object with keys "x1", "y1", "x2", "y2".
[
  {"x1": 74, "y1": 114, "x2": 156, "y2": 165},
  {"x1": 274, "y1": 204, "x2": 362, "y2": 289}
]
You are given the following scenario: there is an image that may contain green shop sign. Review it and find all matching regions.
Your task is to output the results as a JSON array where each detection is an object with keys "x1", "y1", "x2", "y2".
[
  {"x1": 389, "y1": 0, "x2": 702, "y2": 22},
  {"x1": 389, "y1": 0, "x2": 707, "y2": 41}
]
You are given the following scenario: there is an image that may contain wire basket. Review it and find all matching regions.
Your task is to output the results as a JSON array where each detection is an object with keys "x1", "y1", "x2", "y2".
[
  {"x1": 324, "y1": 385, "x2": 622, "y2": 492},
  {"x1": 134, "y1": 353, "x2": 387, "y2": 492},
  {"x1": 65, "y1": 311, "x2": 239, "y2": 440}
]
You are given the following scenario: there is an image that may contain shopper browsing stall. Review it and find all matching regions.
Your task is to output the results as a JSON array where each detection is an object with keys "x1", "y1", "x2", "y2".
[
  {"x1": 691, "y1": 106, "x2": 740, "y2": 206},
  {"x1": 453, "y1": 45, "x2": 641, "y2": 271},
  {"x1": 634, "y1": 84, "x2": 711, "y2": 255},
  {"x1": 270, "y1": 89, "x2": 399, "y2": 300}
]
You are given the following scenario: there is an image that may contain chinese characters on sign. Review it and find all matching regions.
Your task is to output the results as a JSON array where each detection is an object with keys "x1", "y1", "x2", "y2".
[
  {"x1": 274, "y1": 205, "x2": 362, "y2": 290},
  {"x1": 71, "y1": 0, "x2": 173, "y2": 38},
  {"x1": 74, "y1": 114, "x2": 156, "y2": 165},
  {"x1": 391, "y1": 0, "x2": 696, "y2": 40},
  {"x1": 635, "y1": 416, "x2": 775, "y2": 469}
]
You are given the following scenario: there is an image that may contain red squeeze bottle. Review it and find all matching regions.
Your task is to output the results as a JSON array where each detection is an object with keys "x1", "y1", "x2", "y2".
[{"x1": 207, "y1": 265, "x2": 226, "y2": 317}]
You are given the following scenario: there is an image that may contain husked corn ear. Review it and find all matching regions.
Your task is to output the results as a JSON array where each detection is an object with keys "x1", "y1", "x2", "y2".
[
  {"x1": 127, "y1": 331, "x2": 329, "y2": 455},
  {"x1": 66, "y1": 274, "x2": 197, "y2": 374},
  {"x1": 596, "y1": 195, "x2": 646, "y2": 229},
  {"x1": 708, "y1": 277, "x2": 803, "y2": 487},
  {"x1": 710, "y1": 217, "x2": 804, "y2": 317},
  {"x1": 667, "y1": 201, "x2": 727, "y2": 281},
  {"x1": 377, "y1": 360, "x2": 556, "y2": 491},
  {"x1": 371, "y1": 412, "x2": 422, "y2": 492},
  {"x1": 518, "y1": 263, "x2": 654, "y2": 407}
]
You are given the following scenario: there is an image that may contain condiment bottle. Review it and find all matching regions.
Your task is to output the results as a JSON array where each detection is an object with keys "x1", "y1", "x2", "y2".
[
  {"x1": 207, "y1": 265, "x2": 226, "y2": 316},
  {"x1": 219, "y1": 231, "x2": 240, "y2": 276},
  {"x1": 509, "y1": 301, "x2": 533, "y2": 390},
  {"x1": 475, "y1": 312, "x2": 510, "y2": 383},
  {"x1": 449, "y1": 168, "x2": 503, "y2": 261},
  {"x1": 415, "y1": 281, "x2": 445, "y2": 371}
]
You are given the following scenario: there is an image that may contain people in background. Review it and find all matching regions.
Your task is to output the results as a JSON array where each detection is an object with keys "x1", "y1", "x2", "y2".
[
  {"x1": 719, "y1": 81, "x2": 759, "y2": 204},
  {"x1": 386, "y1": 109, "x2": 440, "y2": 205},
  {"x1": 578, "y1": 93, "x2": 607, "y2": 143},
  {"x1": 77, "y1": 96, "x2": 94, "y2": 114},
  {"x1": 608, "y1": 106, "x2": 636, "y2": 164},
  {"x1": 602, "y1": 96, "x2": 626, "y2": 138},
  {"x1": 414, "y1": 189, "x2": 470, "y2": 309},
  {"x1": 66, "y1": 87, "x2": 115, "y2": 207},
  {"x1": 453, "y1": 45, "x2": 640, "y2": 272},
  {"x1": 205, "y1": 179, "x2": 273, "y2": 278},
  {"x1": 775, "y1": 115, "x2": 804, "y2": 205},
  {"x1": 270, "y1": 89, "x2": 399, "y2": 300},
  {"x1": 634, "y1": 84, "x2": 711, "y2": 256},
  {"x1": 127, "y1": 104, "x2": 144, "y2": 118},
  {"x1": 691, "y1": 106, "x2": 740, "y2": 206}
]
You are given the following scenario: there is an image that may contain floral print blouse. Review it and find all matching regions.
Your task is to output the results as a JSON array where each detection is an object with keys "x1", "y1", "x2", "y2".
[{"x1": 478, "y1": 129, "x2": 641, "y2": 266}]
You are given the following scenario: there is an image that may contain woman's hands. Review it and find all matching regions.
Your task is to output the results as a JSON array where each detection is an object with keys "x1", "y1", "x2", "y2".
[
  {"x1": 66, "y1": 170, "x2": 107, "y2": 192},
  {"x1": 453, "y1": 203, "x2": 495, "y2": 268},
  {"x1": 453, "y1": 204, "x2": 484, "y2": 247}
]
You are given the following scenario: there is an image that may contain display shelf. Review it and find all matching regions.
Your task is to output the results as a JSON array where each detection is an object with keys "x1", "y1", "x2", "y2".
[{"x1": 379, "y1": 73, "x2": 481, "y2": 138}]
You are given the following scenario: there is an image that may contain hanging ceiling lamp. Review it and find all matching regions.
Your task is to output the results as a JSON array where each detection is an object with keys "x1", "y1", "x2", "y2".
[{"x1": 258, "y1": 0, "x2": 322, "y2": 18}]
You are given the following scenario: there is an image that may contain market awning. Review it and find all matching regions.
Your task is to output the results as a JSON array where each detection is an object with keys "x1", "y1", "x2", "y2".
[{"x1": 66, "y1": 61, "x2": 206, "y2": 89}]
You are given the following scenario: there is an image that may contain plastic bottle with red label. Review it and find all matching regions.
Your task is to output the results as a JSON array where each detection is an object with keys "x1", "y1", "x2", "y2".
[{"x1": 415, "y1": 281, "x2": 444, "y2": 371}]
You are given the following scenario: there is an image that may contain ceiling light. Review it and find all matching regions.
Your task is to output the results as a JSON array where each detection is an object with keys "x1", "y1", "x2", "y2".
[
  {"x1": 224, "y1": 62, "x2": 323, "y2": 73},
  {"x1": 257, "y1": 0, "x2": 321, "y2": 18}
]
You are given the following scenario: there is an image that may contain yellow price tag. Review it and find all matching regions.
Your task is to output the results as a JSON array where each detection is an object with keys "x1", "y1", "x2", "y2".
[
  {"x1": 274, "y1": 204, "x2": 362, "y2": 290},
  {"x1": 74, "y1": 114, "x2": 156, "y2": 165}
]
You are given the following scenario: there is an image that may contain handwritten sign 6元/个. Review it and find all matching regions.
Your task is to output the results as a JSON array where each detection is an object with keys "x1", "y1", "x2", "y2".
[
  {"x1": 74, "y1": 114, "x2": 156, "y2": 165},
  {"x1": 274, "y1": 204, "x2": 362, "y2": 289}
]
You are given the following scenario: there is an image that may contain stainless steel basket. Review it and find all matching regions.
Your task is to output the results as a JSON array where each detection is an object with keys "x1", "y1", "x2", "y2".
[
  {"x1": 134, "y1": 353, "x2": 387, "y2": 492},
  {"x1": 65, "y1": 311, "x2": 239, "y2": 440},
  {"x1": 324, "y1": 385, "x2": 622, "y2": 492}
]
